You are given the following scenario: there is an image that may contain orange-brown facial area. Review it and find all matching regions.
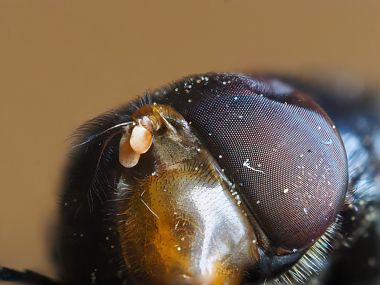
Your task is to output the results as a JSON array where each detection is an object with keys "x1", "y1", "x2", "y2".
[{"x1": 116, "y1": 105, "x2": 259, "y2": 285}]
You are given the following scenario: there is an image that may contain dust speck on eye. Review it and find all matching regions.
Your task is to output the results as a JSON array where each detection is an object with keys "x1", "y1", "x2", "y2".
[
  {"x1": 91, "y1": 271, "x2": 97, "y2": 284},
  {"x1": 303, "y1": 208, "x2": 309, "y2": 214},
  {"x1": 187, "y1": 99, "x2": 192, "y2": 103},
  {"x1": 368, "y1": 257, "x2": 377, "y2": 267},
  {"x1": 283, "y1": 188, "x2": 289, "y2": 194}
]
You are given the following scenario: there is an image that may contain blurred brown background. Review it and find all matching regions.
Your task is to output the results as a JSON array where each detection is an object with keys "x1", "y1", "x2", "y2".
[{"x1": 0, "y1": 0, "x2": 379, "y2": 281}]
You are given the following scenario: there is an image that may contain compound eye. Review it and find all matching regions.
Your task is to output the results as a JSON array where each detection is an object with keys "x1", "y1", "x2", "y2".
[{"x1": 168, "y1": 74, "x2": 349, "y2": 250}]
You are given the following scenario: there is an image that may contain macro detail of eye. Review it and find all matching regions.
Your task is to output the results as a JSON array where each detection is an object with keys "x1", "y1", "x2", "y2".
[
  {"x1": 1, "y1": 73, "x2": 379, "y2": 285},
  {"x1": 166, "y1": 74, "x2": 348, "y2": 251}
]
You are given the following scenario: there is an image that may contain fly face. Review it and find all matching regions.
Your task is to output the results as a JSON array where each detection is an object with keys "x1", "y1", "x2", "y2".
[{"x1": 1, "y1": 73, "x2": 379, "y2": 285}]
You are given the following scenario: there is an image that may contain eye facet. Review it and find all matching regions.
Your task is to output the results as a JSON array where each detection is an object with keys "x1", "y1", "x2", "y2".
[{"x1": 162, "y1": 74, "x2": 349, "y2": 251}]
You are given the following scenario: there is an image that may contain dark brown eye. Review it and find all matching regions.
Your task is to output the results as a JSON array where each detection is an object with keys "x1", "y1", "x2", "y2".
[{"x1": 163, "y1": 74, "x2": 348, "y2": 252}]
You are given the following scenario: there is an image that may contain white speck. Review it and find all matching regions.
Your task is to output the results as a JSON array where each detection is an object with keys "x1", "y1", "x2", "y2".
[
  {"x1": 256, "y1": 200, "x2": 261, "y2": 204},
  {"x1": 64, "y1": 202, "x2": 68, "y2": 206},
  {"x1": 163, "y1": 188, "x2": 167, "y2": 192},
  {"x1": 195, "y1": 167, "x2": 199, "y2": 171},
  {"x1": 292, "y1": 248, "x2": 298, "y2": 253},
  {"x1": 108, "y1": 227, "x2": 112, "y2": 231},
  {"x1": 188, "y1": 99, "x2": 192, "y2": 103},
  {"x1": 317, "y1": 126, "x2": 322, "y2": 130},
  {"x1": 368, "y1": 257, "x2": 376, "y2": 267},
  {"x1": 110, "y1": 245, "x2": 115, "y2": 249},
  {"x1": 329, "y1": 203, "x2": 333, "y2": 207},
  {"x1": 222, "y1": 81, "x2": 226, "y2": 85},
  {"x1": 177, "y1": 246, "x2": 181, "y2": 251},
  {"x1": 174, "y1": 88, "x2": 179, "y2": 92},
  {"x1": 181, "y1": 237, "x2": 185, "y2": 241},
  {"x1": 304, "y1": 208, "x2": 309, "y2": 214},
  {"x1": 252, "y1": 239, "x2": 257, "y2": 244},
  {"x1": 151, "y1": 171, "x2": 157, "y2": 176},
  {"x1": 299, "y1": 154, "x2": 304, "y2": 158},
  {"x1": 243, "y1": 159, "x2": 265, "y2": 174},
  {"x1": 208, "y1": 133, "x2": 212, "y2": 136},
  {"x1": 233, "y1": 96, "x2": 239, "y2": 100},
  {"x1": 196, "y1": 148, "x2": 201, "y2": 152},
  {"x1": 332, "y1": 125, "x2": 336, "y2": 129},
  {"x1": 283, "y1": 188, "x2": 289, "y2": 194},
  {"x1": 105, "y1": 236, "x2": 110, "y2": 240},
  {"x1": 218, "y1": 155, "x2": 222, "y2": 158},
  {"x1": 238, "y1": 115, "x2": 243, "y2": 119},
  {"x1": 321, "y1": 138, "x2": 333, "y2": 145}
]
